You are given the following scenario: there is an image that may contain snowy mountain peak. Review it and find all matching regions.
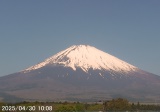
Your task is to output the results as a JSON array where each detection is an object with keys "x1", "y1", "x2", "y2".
[{"x1": 24, "y1": 45, "x2": 137, "y2": 73}]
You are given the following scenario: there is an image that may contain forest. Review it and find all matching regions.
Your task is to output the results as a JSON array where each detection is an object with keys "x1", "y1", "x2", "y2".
[{"x1": 0, "y1": 98, "x2": 160, "y2": 112}]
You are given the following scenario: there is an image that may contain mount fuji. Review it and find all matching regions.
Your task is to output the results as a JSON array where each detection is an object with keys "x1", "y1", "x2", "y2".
[{"x1": 0, "y1": 45, "x2": 160, "y2": 102}]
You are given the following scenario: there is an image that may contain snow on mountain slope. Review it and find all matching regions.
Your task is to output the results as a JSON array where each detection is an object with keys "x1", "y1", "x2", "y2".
[
  {"x1": 1, "y1": 45, "x2": 160, "y2": 102},
  {"x1": 24, "y1": 45, "x2": 137, "y2": 73}
]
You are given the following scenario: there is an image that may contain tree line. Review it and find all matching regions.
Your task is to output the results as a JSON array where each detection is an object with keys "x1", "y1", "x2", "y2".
[{"x1": 0, "y1": 98, "x2": 160, "y2": 112}]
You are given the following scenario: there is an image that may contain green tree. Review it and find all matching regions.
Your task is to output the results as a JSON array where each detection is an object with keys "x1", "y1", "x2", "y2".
[
  {"x1": 75, "y1": 104, "x2": 85, "y2": 111},
  {"x1": 104, "y1": 98, "x2": 131, "y2": 111},
  {"x1": 55, "y1": 105, "x2": 75, "y2": 112}
]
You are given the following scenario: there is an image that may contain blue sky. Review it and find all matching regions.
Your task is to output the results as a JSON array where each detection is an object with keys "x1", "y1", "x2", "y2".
[{"x1": 0, "y1": 0, "x2": 160, "y2": 76}]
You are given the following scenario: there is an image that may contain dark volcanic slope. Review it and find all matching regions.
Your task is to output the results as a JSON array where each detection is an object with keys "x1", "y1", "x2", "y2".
[{"x1": 0, "y1": 45, "x2": 160, "y2": 102}]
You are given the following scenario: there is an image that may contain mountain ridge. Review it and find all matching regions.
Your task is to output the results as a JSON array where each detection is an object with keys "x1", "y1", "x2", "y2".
[
  {"x1": 24, "y1": 45, "x2": 137, "y2": 74},
  {"x1": 0, "y1": 44, "x2": 160, "y2": 102}
]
